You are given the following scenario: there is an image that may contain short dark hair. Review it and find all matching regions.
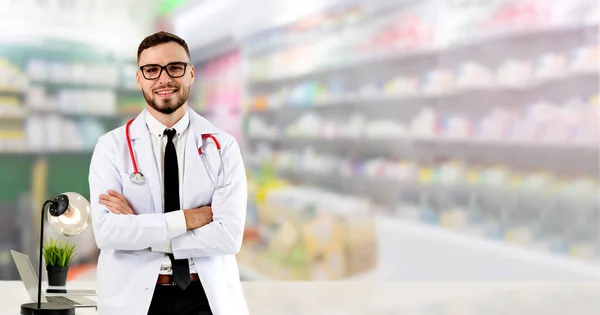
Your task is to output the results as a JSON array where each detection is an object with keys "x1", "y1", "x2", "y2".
[{"x1": 137, "y1": 31, "x2": 191, "y2": 64}]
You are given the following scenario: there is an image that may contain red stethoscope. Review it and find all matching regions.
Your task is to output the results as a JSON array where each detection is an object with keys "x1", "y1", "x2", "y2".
[{"x1": 126, "y1": 118, "x2": 230, "y2": 190}]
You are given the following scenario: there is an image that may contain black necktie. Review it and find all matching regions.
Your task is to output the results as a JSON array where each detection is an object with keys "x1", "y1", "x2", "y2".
[{"x1": 163, "y1": 128, "x2": 191, "y2": 290}]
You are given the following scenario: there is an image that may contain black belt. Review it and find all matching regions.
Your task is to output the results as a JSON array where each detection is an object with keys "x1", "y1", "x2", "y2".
[{"x1": 156, "y1": 273, "x2": 200, "y2": 285}]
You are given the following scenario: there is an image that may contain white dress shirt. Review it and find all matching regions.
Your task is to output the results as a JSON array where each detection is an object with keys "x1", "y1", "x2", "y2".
[{"x1": 145, "y1": 109, "x2": 197, "y2": 275}]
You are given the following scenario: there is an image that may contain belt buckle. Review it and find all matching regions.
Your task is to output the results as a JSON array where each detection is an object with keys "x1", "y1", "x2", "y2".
[
  {"x1": 163, "y1": 277, "x2": 177, "y2": 286},
  {"x1": 158, "y1": 274, "x2": 177, "y2": 286}
]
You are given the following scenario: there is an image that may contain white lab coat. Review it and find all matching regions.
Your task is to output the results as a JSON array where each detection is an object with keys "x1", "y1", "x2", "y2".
[{"x1": 88, "y1": 107, "x2": 249, "y2": 315}]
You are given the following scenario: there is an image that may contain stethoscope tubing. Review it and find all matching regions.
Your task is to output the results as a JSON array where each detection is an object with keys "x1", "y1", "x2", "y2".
[
  {"x1": 126, "y1": 119, "x2": 141, "y2": 176},
  {"x1": 125, "y1": 118, "x2": 227, "y2": 189}
]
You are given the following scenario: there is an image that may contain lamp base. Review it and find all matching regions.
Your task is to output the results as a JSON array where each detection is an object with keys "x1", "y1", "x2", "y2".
[{"x1": 21, "y1": 302, "x2": 75, "y2": 315}]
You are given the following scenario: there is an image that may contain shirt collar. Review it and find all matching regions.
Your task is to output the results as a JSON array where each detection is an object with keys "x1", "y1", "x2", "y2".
[{"x1": 145, "y1": 109, "x2": 190, "y2": 139}]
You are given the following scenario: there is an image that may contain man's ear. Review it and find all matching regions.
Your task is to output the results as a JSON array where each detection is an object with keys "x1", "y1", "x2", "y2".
[
  {"x1": 136, "y1": 70, "x2": 142, "y2": 90},
  {"x1": 189, "y1": 64, "x2": 195, "y2": 85}
]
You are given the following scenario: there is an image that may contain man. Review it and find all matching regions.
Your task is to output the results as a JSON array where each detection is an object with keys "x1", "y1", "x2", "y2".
[{"x1": 88, "y1": 31, "x2": 249, "y2": 315}]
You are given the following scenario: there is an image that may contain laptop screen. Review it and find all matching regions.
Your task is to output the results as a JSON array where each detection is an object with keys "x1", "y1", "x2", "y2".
[{"x1": 10, "y1": 250, "x2": 48, "y2": 303}]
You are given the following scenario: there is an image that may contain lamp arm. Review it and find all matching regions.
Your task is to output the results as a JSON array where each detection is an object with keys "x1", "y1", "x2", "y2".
[{"x1": 37, "y1": 199, "x2": 55, "y2": 310}]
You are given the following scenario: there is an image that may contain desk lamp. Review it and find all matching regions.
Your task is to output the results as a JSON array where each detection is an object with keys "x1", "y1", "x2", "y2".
[{"x1": 21, "y1": 192, "x2": 91, "y2": 315}]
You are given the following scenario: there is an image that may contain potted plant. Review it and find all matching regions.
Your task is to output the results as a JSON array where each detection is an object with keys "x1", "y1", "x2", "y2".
[{"x1": 42, "y1": 237, "x2": 76, "y2": 287}]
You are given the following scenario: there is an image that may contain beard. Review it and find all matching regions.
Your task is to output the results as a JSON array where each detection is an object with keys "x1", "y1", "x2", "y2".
[{"x1": 143, "y1": 83, "x2": 190, "y2": 115}]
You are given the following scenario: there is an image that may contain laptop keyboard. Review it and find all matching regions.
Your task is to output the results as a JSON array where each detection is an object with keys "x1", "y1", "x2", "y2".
[{"x1": 47, "y1": 296, "x2": 81, "y2": 305}]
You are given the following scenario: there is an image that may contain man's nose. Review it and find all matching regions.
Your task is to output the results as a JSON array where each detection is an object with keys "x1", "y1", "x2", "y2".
[{"x1": 157, "y1": 68, "x2": 172, "y2": 85}]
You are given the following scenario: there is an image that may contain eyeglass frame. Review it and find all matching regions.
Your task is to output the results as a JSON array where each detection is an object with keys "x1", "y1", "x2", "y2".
[{"x1": 138, "y1": 61, "x2": 192, "y2": 80}]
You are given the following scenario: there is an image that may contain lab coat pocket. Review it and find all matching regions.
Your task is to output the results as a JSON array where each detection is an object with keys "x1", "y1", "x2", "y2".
[
  {"x1": 119, "y1": 172, "x2": 153, "y2": 214},
  {"x1": 97, "y1": 250, "x2": 140, "y2": 308}
]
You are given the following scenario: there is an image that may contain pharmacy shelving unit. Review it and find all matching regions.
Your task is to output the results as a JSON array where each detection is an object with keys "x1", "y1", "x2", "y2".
[
  {"x1": 238, "y1": 1, "x2": 600, "y2": 281},
  {"x1": 0, "y1": 40, "x2": 146, "y2": 265},
  {"x1": 0, "y1": 41, "x2": 144, "y2": 152}
]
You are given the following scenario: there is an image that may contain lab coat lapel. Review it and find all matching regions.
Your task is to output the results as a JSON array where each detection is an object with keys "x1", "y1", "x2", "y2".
[
  {"x1": 183, "y1": 130, "x2": 205, "y2": 208},
  {"x1": 183, "y1": 107, "x2": 221, "y2": 207},
  {"x1": 129, "y1": 110, "x2": 163, "y2": 214},
  {"x1": 187, "y1": 107, "x2": 220, "y2": 135}
]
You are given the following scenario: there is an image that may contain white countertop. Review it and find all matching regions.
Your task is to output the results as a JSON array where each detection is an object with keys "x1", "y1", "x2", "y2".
[
  {"x1": 1, "y1": 280, "x2": 98, "y2": 315},
  {"x1": 2, "y1": 280, "x2": 600, "y2": 314}
]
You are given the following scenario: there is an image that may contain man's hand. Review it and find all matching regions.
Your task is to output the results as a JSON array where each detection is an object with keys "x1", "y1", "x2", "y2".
[
  {"x1": 184, "y1": 206, "x2": 213, "y2": 230},
  {"x1": 99, "y1": 190, "x2": 136, "y2": 215}
]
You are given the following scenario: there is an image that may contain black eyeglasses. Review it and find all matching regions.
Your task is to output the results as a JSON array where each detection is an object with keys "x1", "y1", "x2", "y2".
[{"x1": 139, "y1": 62, "x2": 191, "y2": 80}]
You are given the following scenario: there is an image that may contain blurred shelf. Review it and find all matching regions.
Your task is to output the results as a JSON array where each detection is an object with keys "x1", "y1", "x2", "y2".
[
  {"x1": 243, "y1": 3, "x2": 398, "y2": 58},
  {"x1": 246, "y1": 135, "x2": 599, "y2": 152},
  {"x1": 250, "y1": 164, "x2": 385, "y2": 182},
  {"x1": 0, "y1": 109, "x2": 27, "y2": 120},
  {"x1": 263, "y1": 167, "x2": 407, "y2": 186},
  {"x1": 246, "y1": 137, "x2": 599, "y2": 178},
  {"x1": 0, "y1": 89, "x2": 25, "y2": 97},
  {"x1": 118, "y1": 87, "x2": 140, "y2": 93},
  {"x1": 248, "y1": 164, "x2": 423, "y2": 206},
  {"x1": 417, "y1": 137, "x2": 599, "y2": 151},
  {"x1": 26, "y1": 81, "x2": 141, "y2": 96},
  {"x1": 248, "y1": 23, "x2": 598, "y2": 86},
  {"x1": 247, "y1": 71, "x2": 599, "y2": 114},
  {"x1": 0, "y1": 148, "x2": 93, "y2": 155},
  {"x1": 249, "y1": 162, "x2": 598, "y2": 209},
  {"x1": 26, "y1": 109, "x2": 134, "y2": 120},
  {"x1": 30, "y1": 81, "x2": 119, "y2": 91},
  {"x1": 248, "y1": 46, "x2": 436, "y2": 85},
  {"x1": 118, "y1": 88, "x2": 144, "y2": 97},
  {"x1": 0, "y1": 108, "x2": 137, "y2": 121}
]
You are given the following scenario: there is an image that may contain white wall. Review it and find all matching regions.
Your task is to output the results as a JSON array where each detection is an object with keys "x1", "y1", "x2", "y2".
[
  {"x1": 171, "y1": 0, "x2": 359, "y2": 52},
  {"x1": 0, "y1": 0, "x2": 160, "y2": 59}
]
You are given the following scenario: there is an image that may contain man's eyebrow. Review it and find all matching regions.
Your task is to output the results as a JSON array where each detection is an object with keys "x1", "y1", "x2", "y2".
[{"x1": 139, "y1": 61, "x2": 190, "y2": 66}]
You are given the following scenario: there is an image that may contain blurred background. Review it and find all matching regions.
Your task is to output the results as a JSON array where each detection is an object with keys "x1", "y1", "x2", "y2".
[{"x1": 0, "y1": 0, "x2": 598, "y2": 285}]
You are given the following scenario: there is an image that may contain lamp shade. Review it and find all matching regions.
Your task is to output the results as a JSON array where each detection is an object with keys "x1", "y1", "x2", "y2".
[{"x1": 46, "y1": 192, "x2": 91, "y2": 236}]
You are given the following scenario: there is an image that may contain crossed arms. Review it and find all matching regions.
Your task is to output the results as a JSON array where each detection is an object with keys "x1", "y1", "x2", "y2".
[
  {"x1": 88, "y1": 135, "x2": 248, "y2": 259},
  {"x1": 99, "y1": 190, "x2": 213, "y2": 230}
]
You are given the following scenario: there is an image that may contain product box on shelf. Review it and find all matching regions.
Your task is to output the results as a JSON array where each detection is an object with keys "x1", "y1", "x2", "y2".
[
  {"x1": 0, "y1": 59, "x2": 29, "y2": 92},
  {"x1": 336, "y1": 205, "x2": 378, "y2": 277},
  {"x1": 299, "y1": 213, "x2": 346, "y2": 280},
  {"x1": 243, "y1": 179, "x2": 378, "y2": 280}
]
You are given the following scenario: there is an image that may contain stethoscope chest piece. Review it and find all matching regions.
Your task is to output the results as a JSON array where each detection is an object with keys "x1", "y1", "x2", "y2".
[{"x1": 130, "y1": 172, "x2": 145, "y2": 184}]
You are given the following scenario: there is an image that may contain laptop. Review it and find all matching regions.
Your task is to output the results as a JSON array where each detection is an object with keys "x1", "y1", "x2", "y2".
[{"x1": 11, "y1": 250, "x2": 97, "y2": 308}]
